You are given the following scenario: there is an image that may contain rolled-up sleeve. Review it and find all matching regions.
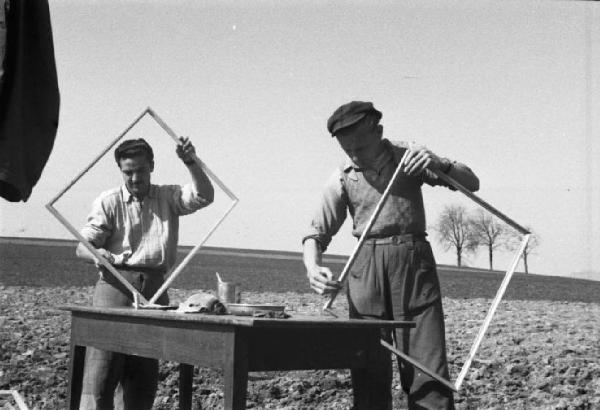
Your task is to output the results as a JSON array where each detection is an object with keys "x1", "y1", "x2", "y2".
[
  {"x1": 169, "y1": 184, "x2": 211, "y2": 216},
  {"x1": 423, "y1": 159, "x2": 480, "y2": 192},
  {"x1": 80, "y1": 195, "x2": 113, "y2": 248},
  {"x1": 302, "y1": 168, "x2": 348, "y2": 252}
]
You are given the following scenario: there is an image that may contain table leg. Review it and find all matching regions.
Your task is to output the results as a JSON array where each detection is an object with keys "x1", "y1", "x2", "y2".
[
  {"x1": 179, "y1": 364, "x2": 194, "y2": 410},
  {"x1": 68, "y1": 343, "x2": 86, "y2": 410},
  {"x1": 350, "y1": 328, "x2": 390, "y2": 408},
  {"x1": 223, "y1": 332, "x2": 248, "y2": 410}
]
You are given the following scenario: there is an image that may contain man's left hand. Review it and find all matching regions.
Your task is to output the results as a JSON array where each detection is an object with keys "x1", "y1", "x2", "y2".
[
  {"x1": 176, "y1": 136, "x2": 197, "y2": 164},
  {"x1": 401, "y1": 142, "x2": 444, "y2": 176}
]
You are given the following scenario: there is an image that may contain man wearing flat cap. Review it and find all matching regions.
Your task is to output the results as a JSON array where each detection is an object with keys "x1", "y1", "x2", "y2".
[
  {"x1": 302, "y1": 101, "x2": 479, "y2": 409},
  {"x1": 75, "y1": 137, "x2": 214, "y2": 409}
]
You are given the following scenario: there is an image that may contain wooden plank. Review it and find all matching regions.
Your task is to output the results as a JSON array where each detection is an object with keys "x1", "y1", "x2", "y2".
[
  {"x1": 64, "y1": 306, "x2": 257, "y2": 327},
  {"x1": 60, "y1": 306, "x2": 415, "y2": 329},
  {"x1": 248, "y1": 317, "x2": 414, "y2": 330},
  {"x1": 454, "y1": 234, "x2": 531, "y2": 390},
  {"x1": 70, "y1": 315, "x2": 230, "y2": 367},
  {"x1": 430, "y1": 169, "x2": 530, "y2": 235},
  {"x1": 0, "y1": 391, "x2": 29, "y2": 410},
  {"x1": 380, "y1": 339, "x2": 457, "y2": 392},
  {"x1": 245, "y1": 327, "x2": 371, "y2": 371}
]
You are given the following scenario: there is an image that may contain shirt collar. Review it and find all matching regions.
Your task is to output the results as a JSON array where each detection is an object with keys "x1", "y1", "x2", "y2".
[
  {"x1": 121, "y1": 184, "x2": 156, "y2": 203},
  {"x1": 386, "y1": 139, "x2": 410, "y2": 165},
  {"x1": 342, "y1": 138, "x2": 394, "y2": 174}
]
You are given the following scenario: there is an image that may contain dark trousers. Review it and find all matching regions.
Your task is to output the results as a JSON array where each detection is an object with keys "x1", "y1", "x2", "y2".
[
  {"x1": 347, "y1": 235, "x2": 454, "y2": 410},
  {"x1": 80, "y1": 269, "x2": 168, "y2": 410}
]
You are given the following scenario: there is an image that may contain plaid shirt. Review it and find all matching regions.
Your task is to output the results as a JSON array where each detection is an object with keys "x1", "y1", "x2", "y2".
[{"x1": 81, "y1": 184, "x2": 209, "y2": 271}]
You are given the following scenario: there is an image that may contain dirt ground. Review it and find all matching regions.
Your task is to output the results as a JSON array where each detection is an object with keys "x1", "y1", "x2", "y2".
[{"x1": 1, "y1": 286, "x2": 599, "y2": 409}]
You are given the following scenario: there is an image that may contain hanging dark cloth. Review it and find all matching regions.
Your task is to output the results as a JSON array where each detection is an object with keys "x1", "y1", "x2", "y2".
[{"x1": 0, "y1": 0, "x2": 60, "y2": 202}]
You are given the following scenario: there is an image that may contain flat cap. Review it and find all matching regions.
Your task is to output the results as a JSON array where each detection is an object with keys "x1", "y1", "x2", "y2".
[{"x1": 327, "y1": 101, "x2": 382, "y2": 136}]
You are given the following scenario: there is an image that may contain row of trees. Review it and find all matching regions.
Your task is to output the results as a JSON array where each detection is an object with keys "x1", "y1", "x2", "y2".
[{"x1": 432, "y1": 205, "x2": 539, "y2": 273}]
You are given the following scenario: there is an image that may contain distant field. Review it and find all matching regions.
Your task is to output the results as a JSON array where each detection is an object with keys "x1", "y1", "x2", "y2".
[{"x1": 1, "y1": 239, "x2": 599, "y2": 303}]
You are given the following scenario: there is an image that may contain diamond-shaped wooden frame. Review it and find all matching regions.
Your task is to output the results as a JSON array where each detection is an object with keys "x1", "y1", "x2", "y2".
[
  {"x1": 46, "y1": 107, "x2": 238, "y2": 307},
  {"x1": 324, "y1": 159, "x2": 530, "y2": 392}
]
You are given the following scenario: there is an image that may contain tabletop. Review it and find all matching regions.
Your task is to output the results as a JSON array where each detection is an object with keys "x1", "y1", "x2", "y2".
[{"x1": 60, "y1": 305, "x2": 415, "y2": 329}]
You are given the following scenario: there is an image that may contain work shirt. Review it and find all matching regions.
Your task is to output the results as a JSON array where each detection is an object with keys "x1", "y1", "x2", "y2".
[
  {"x1": 81, "y1": 184, "x2": 209, "y2": 271},
  {"x1": 303, "y1": 139, "x2": 479, "y2": 251}
]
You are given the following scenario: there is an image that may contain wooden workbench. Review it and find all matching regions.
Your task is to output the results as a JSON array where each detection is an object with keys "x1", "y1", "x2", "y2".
[{"x1": 62, "y1": 306, "x2": 415, "y2": 409}]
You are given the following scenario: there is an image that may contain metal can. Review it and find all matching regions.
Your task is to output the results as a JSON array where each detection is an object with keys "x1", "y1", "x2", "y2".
[{"x1": 217, "y1": 281, "x2": 241, "y2": 304}]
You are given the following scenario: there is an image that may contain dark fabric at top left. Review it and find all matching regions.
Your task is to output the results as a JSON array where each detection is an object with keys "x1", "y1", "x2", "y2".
[{"x1": 0, "y1": 0, "x2": 60, "y2": 202}]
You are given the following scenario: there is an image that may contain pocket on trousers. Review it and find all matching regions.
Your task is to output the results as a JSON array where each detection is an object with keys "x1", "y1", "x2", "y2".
[
  {"x1": 408, "y1": 242, "x2": 442, "y2": 312},
  {"x1": 349, "y1": 247, "x2": 371, "y2": 279},
  {"x1": 348, "y1": 249, "x2": 384, "y2": 317}
]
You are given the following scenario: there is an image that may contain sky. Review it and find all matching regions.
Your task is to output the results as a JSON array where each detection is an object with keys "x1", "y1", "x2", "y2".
[{"x1": 0, "y1": 0, "x2": 599, "y2": 280}]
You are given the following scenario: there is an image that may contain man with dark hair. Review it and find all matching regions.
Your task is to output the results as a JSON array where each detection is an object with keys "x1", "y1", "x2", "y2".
[
  {"x1": 75, "y1": 136, "x2": 213, "y2": 409},
  {"x1": 302, "y1": 101, "x2": 479, "y2": 409},
  {"x1": 114, "y1": 138, "x2": 155, "y2": 163}
]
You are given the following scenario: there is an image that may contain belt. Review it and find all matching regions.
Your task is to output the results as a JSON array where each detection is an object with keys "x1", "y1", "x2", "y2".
[
  {"x1": 363, "y1": 233, "x2": 427, "y2": 245},
  {"x1": 116, "y1": 265, "x2": 167, "y2": 276}
]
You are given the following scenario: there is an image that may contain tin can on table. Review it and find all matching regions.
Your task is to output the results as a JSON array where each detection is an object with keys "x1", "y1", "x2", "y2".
[{"x1": 217, "y1": 281, "x2": 241, "y2": 304}]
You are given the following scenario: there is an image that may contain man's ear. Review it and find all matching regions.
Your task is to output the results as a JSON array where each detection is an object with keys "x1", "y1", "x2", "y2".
[
  {"x1": 376, "y1": 124, "x2": 383, "y2": 138},
  {"x1": 149, "y1": 160, "x2": 155, "y2": 172}
]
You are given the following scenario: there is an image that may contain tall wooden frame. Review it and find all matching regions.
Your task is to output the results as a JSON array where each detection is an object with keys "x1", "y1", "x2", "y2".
[
  {"x1": 46, "y1": 107, "x2": 238, "y2": 307},
  {"x1": 324, "y1": 162, "x2": 530, "y2": 392}
]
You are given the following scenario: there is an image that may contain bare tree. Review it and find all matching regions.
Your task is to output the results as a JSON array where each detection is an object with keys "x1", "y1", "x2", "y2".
[
  {"x1": 433, "y1": 204, "x2": 478, "y2": 267},
  {"x1": 507, "y1": 227, "x2": 540, "y2": 274},
  {"x1": 469, "y1": 209, "x2": 509, "y2": 270}
]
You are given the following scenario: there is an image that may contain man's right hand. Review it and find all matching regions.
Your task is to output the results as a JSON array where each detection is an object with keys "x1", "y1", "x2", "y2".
[
  {"x1": 93, "y1": 248, "x2": 115, "y2": 267},
  {"x1": 306, "y1": 265, "x2": 341, "y2": 295}
]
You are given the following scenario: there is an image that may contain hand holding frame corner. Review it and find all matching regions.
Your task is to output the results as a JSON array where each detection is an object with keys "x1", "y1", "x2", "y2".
[{"x1": 400, "y1": 142, "x2": 445, "y2": 176}]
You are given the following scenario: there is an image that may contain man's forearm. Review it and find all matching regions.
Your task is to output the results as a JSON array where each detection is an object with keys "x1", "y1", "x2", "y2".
[
  {"x1": 186, "y1": 160, "x2": 214, "y2": 203},
  {"x1": 76, "y1": 242, "x2": 120, "y2": 265},
  {"x1": 445, "y1": 162, "x2": 480, "y2": 192},
  {"x1": 75, "y1": 242, "x2": 98, "y2": 264},
  {"x1": 303, "y1": 238, "x2": 323, "y2": 270}
]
